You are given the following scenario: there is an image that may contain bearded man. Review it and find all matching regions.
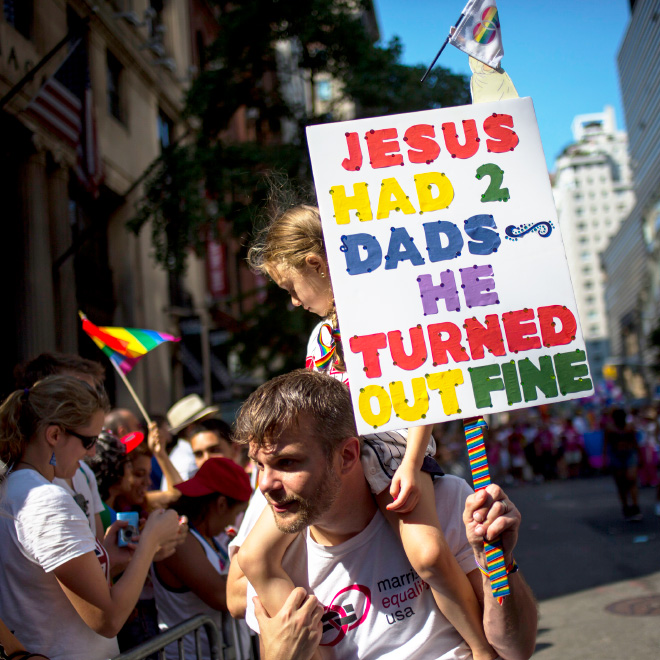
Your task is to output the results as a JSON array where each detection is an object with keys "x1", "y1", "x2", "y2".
[{"x1": 227, "y1": 370, "x2": 537, "y2": 660}]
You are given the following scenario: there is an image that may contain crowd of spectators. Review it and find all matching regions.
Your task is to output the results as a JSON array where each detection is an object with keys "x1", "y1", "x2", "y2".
[
  {"x1": 0, "y1": 352, "x2": 255, "y2": 660},
  {"x1": 434, "y1": 402, "x2": 660, "y2": 520},
  {"x1": 0, "y1": 350, "x2": 656, "y2": 659}
]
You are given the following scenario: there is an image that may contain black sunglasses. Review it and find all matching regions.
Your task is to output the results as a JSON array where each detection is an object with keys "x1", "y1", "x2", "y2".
[{"x1": 65, "y1": 428, "x2": 99, "y2": 450}]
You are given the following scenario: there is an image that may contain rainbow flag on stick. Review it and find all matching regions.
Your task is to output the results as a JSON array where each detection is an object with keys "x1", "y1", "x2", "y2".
[{"x1": 79, "y1": 311, "x2": 180, "y2": 374}]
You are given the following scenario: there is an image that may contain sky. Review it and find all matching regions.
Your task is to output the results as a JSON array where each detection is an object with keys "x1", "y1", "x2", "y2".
[{"x1": 374, "y1": 0, "x2": 632, "y2": 171}]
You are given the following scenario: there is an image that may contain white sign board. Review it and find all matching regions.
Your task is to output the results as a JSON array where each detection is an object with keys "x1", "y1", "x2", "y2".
[{"x1": 306, "y1": 97, "x2": 594, "y2": 435}]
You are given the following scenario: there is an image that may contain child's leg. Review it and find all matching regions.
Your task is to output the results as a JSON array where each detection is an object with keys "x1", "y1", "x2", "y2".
[
  {"x1": 236, "y1": 506, "x2": 297, "y2": 617},
  {"x1": 376, "y1": 474, "x2": 497, "y2": 660}
]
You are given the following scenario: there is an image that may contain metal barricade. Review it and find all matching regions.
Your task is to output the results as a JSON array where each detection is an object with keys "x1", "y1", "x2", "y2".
[
  {"x1": 111, "y1": 613, "x2": 259, "y2": 660},
  {"x1": 229, "y1": 615, "x2": 259, "y2": 660},
  {"x1": 111, "y1": 614, "x2": 222, "y2": 660}
]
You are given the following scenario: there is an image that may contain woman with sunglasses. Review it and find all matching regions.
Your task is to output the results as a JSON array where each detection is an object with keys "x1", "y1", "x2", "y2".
[{"x1": 0, "y1": 375, "x2": 183, "y2": 660}]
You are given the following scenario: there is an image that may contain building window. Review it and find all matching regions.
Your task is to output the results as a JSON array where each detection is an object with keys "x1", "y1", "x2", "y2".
[
  {"x1": 157, "y1": 109, "x2": 173, "y2": 150},
  {"x1": 4, "y1": 0, "x2": 32, "y2": 39},
  {"x1": 107, "y1": 51, "x2": 125, "y2": 123},
  {"x1": 149, "y1": 0, "x2": 164, "y2": 38}
]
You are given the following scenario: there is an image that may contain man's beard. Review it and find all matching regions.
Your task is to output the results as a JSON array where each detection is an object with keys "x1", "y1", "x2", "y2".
[{"x1": 267, "y1": 463, "x2": 341, "y2": 533}]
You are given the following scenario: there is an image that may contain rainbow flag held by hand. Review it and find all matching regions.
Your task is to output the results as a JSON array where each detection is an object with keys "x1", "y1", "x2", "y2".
[
  {"x1": 79, "y1": 311, "x2": 180, "y2": 374},
  {"x1": 448, "y1": 0, "x2": 504, "y2": 70}
]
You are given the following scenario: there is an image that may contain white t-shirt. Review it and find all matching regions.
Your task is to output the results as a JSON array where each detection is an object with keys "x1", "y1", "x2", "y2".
[
  {"x1": 0, "y1": 470, "x2": 119, "y2": 660},
  {"x1": 161, "y1": 439, "x2": 198, "y2": 490},
  {"x1": 306, "y1": 320, "x2": 436, "y2": 495},
  {"x1": 54, "y1": 461, "x2": 105, "y2": 537},
  {"x1": 153, "y1": 528, "x2": 225, "y2": 660},
  {"x1": 233, "y1": 476, "x2": 475, "y2": 660},
  {"x1": 228, "y1": 488, "x2": 267, "y2": 562}
]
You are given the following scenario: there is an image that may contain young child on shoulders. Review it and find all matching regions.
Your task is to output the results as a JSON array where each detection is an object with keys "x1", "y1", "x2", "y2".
[{"x1": 238, "y1": 203, "x2": 495, "y2": 660}]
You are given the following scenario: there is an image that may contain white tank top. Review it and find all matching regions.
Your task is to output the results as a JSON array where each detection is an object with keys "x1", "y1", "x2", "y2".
[{"x1": 152, "y1": 528, "x2": 228, "y2": 660}]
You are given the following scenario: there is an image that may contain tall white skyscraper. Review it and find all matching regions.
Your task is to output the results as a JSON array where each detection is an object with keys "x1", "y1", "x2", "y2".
[{"x1": 552, "y1": 106, "x2": 635, "y2": 380}]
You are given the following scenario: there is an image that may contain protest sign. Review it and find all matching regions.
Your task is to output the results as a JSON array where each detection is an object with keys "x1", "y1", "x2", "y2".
[{"x1": 306, "y1": 97, "x2": 594, "y2": 435}]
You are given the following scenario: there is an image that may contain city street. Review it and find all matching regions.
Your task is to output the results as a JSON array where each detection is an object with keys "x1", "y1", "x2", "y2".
[{"x1": 509, "y1": 475, "x2": 660, "y2": 658}]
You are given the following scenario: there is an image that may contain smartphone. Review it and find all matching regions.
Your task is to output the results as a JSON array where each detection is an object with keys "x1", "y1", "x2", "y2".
[{"x1": 117, "y1": 511, "x2": 139, "y2": 547}]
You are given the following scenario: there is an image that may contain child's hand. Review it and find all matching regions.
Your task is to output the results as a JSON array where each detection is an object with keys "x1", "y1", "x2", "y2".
[{"x1": 387, "y1": 461, "x2": 421, "y2": 513}]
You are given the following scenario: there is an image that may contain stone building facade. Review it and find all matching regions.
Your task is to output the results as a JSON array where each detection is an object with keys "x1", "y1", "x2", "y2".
[
  {"x1": 0, "y1": 0, "x2": 245, "y2": 411},
  {"x1": 602, "y1": 0, "x2": 660, "y2": 399}
]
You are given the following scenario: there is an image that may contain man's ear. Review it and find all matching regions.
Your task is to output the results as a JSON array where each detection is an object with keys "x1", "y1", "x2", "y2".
[{"x1": 337, "y1": 436, "x2": 361, "y2": 475}]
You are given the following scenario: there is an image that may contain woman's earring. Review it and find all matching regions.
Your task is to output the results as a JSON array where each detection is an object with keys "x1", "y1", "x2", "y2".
[
  {"x1": 49, "y1": 453, "x2": 57, "y2": 466},
  {"x1": 320, "y1": 272, "x2": 326, "y2": 278}
]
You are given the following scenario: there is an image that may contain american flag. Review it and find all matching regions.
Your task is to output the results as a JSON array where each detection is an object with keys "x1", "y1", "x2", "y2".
[{"x1": 25, "y1": 37, "x2": 103, "y2": 197}]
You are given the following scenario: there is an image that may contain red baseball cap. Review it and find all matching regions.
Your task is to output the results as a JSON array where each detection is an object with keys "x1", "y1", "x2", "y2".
[{"x1": 175, "y1": 457, "x2": 252, "y2": 502}]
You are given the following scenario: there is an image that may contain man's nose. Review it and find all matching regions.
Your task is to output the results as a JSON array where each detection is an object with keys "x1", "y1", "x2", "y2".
[
  {"x1": 291, "y1": 295, "x2": 302, "y2": 307},
  {"x1": 259, "y1": 466, "x2": 282, "y2": 493}
]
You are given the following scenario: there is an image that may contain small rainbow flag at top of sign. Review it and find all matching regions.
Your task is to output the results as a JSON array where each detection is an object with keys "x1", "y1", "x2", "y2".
[
  {"x1": 79, "y1": 311, "x2": 180, "y2": 374},
  {"x1": 449, "y1": 0, "x2": 504, "y2": 70}
]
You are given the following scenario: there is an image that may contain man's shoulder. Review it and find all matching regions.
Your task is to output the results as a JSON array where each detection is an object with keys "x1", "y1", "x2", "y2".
[
  {"x1": 433, "y1": 474, "x2": 473, "y2": 500},
  {"x1": 432, "y1": 475, "x2": 474, "y2": 547}
]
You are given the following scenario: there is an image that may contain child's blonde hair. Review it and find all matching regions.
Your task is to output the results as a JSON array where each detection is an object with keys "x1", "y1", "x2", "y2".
[
  {"x1": 247, "y1": 204, "x2": 325, "y2": 275},
  {"x1": 248, "y1": 203, "x2": 344, "y2": 369}
]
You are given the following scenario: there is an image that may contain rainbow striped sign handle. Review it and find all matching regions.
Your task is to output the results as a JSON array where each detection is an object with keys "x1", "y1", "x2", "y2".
[{"x1": 464, "y1": 416, "x2": 510, "y2": 605}]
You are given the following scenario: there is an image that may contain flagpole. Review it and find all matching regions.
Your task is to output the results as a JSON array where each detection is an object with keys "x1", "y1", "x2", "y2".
[
  {"x1": 420, "y1": 13, "x2": 466, "y2": 83},
  {"x1": 111, "y1": 361, "x2": 153, "y2": 426},
  {"x1": 0, "y1": 22, "x2": 87, "y2": 111}
]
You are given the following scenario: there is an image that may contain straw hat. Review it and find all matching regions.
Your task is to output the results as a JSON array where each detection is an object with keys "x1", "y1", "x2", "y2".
[{"x1": 167, "y1": 394, "x2": 220, "y2": 435}]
